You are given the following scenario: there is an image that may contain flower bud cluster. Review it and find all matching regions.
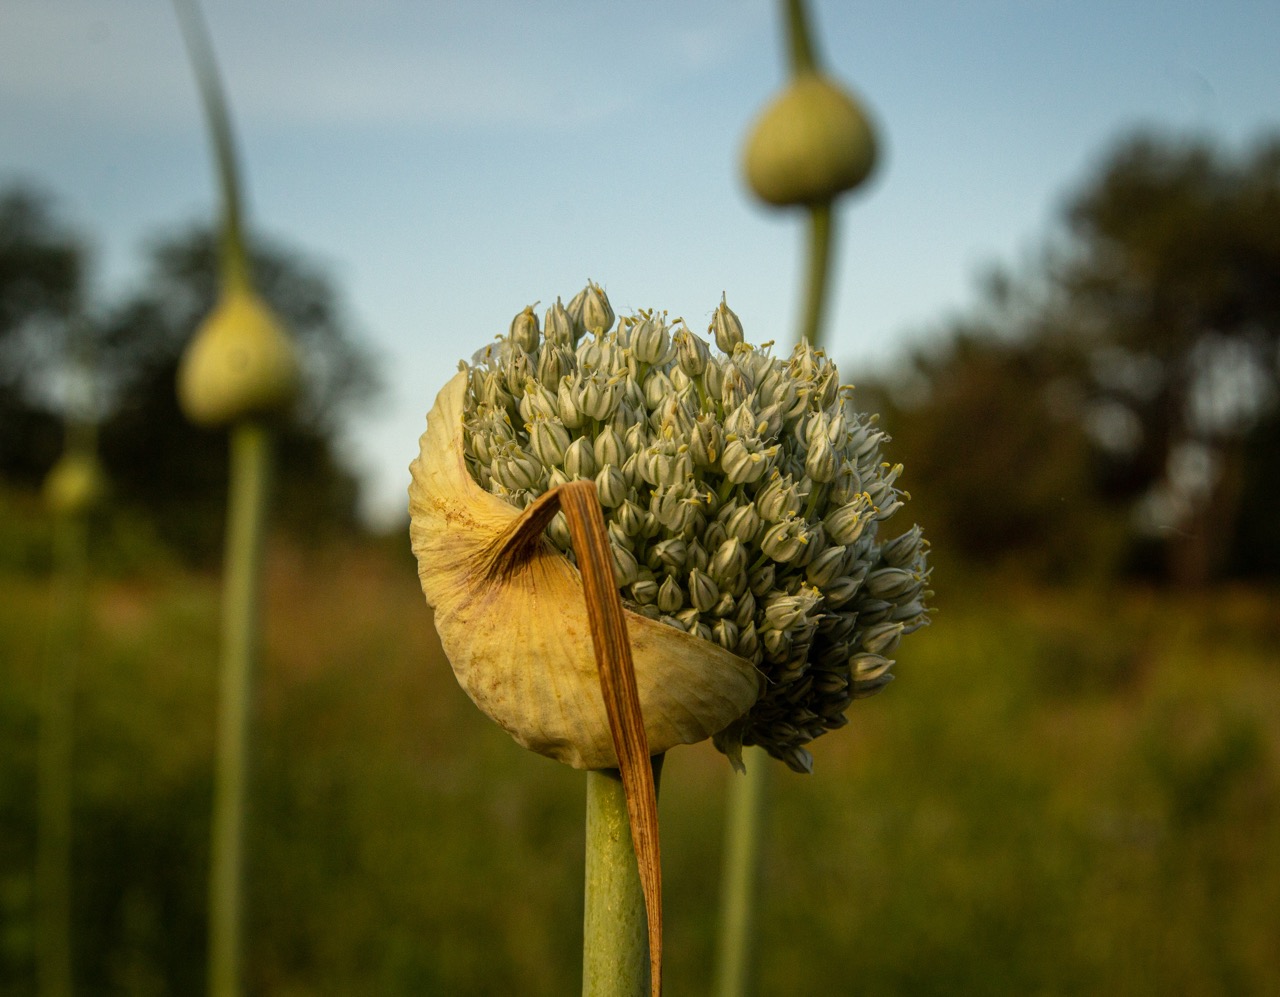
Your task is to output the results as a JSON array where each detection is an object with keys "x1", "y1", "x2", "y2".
[{"x1": 459, "y1": 283, "x2": 930, "y2": 772}]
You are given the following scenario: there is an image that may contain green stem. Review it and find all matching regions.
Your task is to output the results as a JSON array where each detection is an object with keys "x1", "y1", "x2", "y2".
[
  {"x1": 583, "y1": 759, "x2": 663, "y2": 997},
  {"x1": 784, "y1": 0, "x2": 820, "y2": 75},
  {"x1": 797, "y1": 203, "x2": 834, "y2": 350},
  {"x1": 712, "y1": 746, "x2": 768, "y2": 997},
  {"x1": 171, "y1": 0, "x2": 251, "y2": 294},
  {"x1": 207, "y1": 422, "x2": 272, "y2": 997},
  {"x1": 36, "y1": 511, "x2": 89, "y2": 997}
]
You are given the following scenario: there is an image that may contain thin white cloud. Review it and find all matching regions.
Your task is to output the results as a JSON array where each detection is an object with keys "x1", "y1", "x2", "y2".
[{"x1": 1, "y1": 0, "x2": 770, "y2": 132}]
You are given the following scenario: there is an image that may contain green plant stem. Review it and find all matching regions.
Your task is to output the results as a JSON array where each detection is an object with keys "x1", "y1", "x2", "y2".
[
  {"x1": 171, "y1": 0, "x2": 250, "y2": 295},
  {"x1": 798, "y1": 202, "x2": 835, "y2": 349},
  {"x1": 712, "y1": 746, "x2": 768, "y2": 997},
  {"x1": 583, "y1": 759, "x2": 663, "y2": 997},
  {"x1": 36, "y1": 511, "x2": 89, "y2": 997},
  {"x1": 784, "y1": 0, "x2": 820, "y2": 75},
  {"x1": 208, "y1": 421, "x2": 272, "y2": 997}
]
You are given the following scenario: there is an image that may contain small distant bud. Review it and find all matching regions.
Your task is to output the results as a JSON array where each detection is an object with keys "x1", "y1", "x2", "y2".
[
  {"x1": 711, "y1": 293, "x2": 744, "y2": 354},
  {"x1": 178, "y1": 289, "x2": 299, "y2": 427}
]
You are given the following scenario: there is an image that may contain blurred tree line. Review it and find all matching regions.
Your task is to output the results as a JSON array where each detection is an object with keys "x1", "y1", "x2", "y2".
[
  {"x1": 861, "y1": 130, "x2": 1280, "y2": 587},
  {"x1": 0, "y1": 185, "x2": 379, "y2": 565}
]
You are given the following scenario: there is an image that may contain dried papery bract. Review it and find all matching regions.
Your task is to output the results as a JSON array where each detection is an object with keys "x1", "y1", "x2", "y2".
[{"x1": 408, "y1": 372, "x2": 762, "y2": 770}]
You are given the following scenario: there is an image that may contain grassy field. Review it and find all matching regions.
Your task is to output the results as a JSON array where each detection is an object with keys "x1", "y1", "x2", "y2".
[{"x1": 2, "y1": 522, "x2": 1279, "y2": 995}]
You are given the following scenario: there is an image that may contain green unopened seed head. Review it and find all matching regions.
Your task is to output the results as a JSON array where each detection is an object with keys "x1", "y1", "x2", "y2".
[
  {"x1": 177, "y1": 289, "x2": 299, "y2": 427},
  {"x1": 437, "y1": 283, "x2": 930, "y2": 773},
  {"x1": 742, "y1": 73, "x2": 878, "y2": 208}
]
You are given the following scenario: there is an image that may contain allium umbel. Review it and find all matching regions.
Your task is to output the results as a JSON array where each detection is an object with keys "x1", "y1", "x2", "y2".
[{"x1": 409, "y1": 283, "x2": 929, "y2": 773}]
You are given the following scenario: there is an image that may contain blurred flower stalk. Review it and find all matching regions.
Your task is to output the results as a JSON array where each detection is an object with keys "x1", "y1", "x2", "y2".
[
  {"x1": 719, "y1": 0, "x2": 887, "y2": 993},
  {"x1": 38, "y1": 332, "x2": 106, "y2": 997},
  {"x1": 170, "y1": 2, "x2": 299, "y2": 995}
]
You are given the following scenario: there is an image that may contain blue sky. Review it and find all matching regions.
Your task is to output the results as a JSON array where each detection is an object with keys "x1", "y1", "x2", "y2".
[{"x1": 3, "y1": 1, "x2": 1279, "y2": 526}]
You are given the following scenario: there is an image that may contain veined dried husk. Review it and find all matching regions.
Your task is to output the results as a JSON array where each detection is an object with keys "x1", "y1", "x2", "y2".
[{"x1": 409, "y1": 371, "x2": 763, "y2": 770}]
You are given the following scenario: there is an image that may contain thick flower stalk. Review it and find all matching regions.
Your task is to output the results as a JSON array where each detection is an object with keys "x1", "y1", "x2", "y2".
[{"x1": 437, "y1": 283, "x2": 929, "y2": 774}]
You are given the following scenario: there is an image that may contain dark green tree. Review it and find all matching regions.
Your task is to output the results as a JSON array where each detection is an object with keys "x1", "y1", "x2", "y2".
[
  {"x1": 0, "y1": 186, "x2": 84, "y2": 485},
  {"x1": 864, "y1": 131, "x2": 1280, "y2": 585}
]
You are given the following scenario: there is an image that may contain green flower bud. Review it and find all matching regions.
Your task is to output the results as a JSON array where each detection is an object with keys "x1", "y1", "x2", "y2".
[
  {"x1": 567, "y1": 280, "x2": 615, "y2": 335},
  {"x1": 630, "y1": 577, "x2": 659, "y2": 605},
  {"x1": 824, "y1": 497, "x2": 870, "y2": 546},
  {"x1": 674, "y1": 324, "x2": 711, "y2": 377},
  {"x1": 544, "y1": 297, "x2": 576, "y2": 346},
  {"x1": 593, "y1": 424, "x2": 627, "y2": 468},
  {"x1": 557, "y1": 375, "x2": 585, "y2": 429},
  {"x1": 528, "y1": 415, "x2": 571, "y2": 467},
  {"x1": 563, "y1": 436, "x2": 596, "y2": 480},
  {"x1": 537, "y1": 343, "x2": 573, "y2": 385},
  {"x1": 709, "y1": 537, "x2": 749, "y2": 594},
  {"x1": 749, "y1": 563, "x2": 776, "y2": 598},
  {"x1": 804, "y1": 431, "x2": 839, "y2": 483},
  {"x1": 509, "y1": 305, "x2": 540, "y2": 353},
  {"x1": 596, "y1": 464, "x2": 628, "y2": 508},
  {"x1": 865, "y1": 567, "x2": 920, "y2": 602},
  {"x1": 805, "y1": 544, "x2": 848, "y2": 589},
  {"x1": 735, "y1": 621, "x2": 761, "y2": 663},
  {"x1": 861, "y1": 621, "x2": 904, "y2": 658},
  {"x1": 756, "y1": 473, "x2": 802, "y2": 522},
  {"x1": 760, "y1": 516, "x2": 812, "y2": 563},
  {"x1": 657, "y1": 575, "x2": 685, "y2": 614},
  {"x1": 712, "y1": 618, "x2": 740, "y2": 652},
  {"x1": 630, "y1": 314, "x2": 670, "y2": 364},
  {"x1": 648, "y1": 537, "x2": 688, "y2": 576},
  {"x1": 711, "y1": 293, "x2": 744, "y2": 354},
  {"x1": 721, "y1": 438, "x2": 772, "y2": 485},
  {"x1": 688, "y1": 567, "x2": 720, "y2": 614},
  {"x1": 879, "y1": 525, "x2": 925, "y2": 569},
  {"x1": 610, "y1": 542, "x2": 641, "y2": 588}
]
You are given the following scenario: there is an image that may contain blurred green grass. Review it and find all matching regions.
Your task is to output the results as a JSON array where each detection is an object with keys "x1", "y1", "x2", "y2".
[{"x1": 2, "y1": 533, "x2": 1278, "y2": 995}]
